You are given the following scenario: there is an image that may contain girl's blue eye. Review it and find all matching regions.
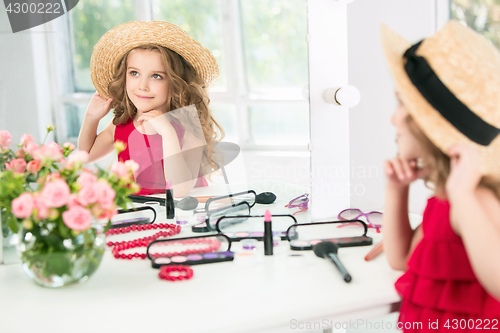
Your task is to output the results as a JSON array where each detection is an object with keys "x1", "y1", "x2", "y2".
[
  {"x1": 129, "y1": 71, "x2": 138, "y2": 76},
  {"x1": 152, "y1": 74, "x2": 163, "y2": 79}
]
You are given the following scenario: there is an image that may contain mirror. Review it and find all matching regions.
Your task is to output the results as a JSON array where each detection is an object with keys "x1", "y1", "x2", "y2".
[
  {"x1": 62, "y1": 0, "x2": 310, "y2": 189},
  {"x1": 0, "y1": 0, "x2": 312, "y2": 263}
]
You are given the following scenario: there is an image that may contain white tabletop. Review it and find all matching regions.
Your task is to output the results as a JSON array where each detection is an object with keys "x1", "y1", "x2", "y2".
[{"x1": 0, "y1": 181, "x2": 412, "y2": 333}]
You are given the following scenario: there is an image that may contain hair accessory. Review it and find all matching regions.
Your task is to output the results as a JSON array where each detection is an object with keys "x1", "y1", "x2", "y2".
[
  {"x1": 159, "y1": 265, "x2": 194, "y2": 281},
  {"x1": 90, "y1": 21, "x2": 219, "y2": 99},
  {"x1": 381, "y1": 20, "x2": 500, "y2": 179}
]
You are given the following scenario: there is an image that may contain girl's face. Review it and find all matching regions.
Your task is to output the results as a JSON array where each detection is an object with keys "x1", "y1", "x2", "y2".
[
  {"x1": 126, "y1": 49, "x2": 169, "y2": 115},
  {"x1": 391, "y1": 92, "x2": 427, "y2": 162}
]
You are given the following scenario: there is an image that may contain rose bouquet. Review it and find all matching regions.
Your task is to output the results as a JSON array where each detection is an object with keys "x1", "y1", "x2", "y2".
[{"x1": 0, "y1": 127, "x2": 140, "y2": 287}]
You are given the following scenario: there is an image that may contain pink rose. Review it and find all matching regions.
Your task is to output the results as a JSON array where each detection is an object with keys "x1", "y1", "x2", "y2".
[
  {"x1": 20, "y1": 134, "x2": 34, "y2": 146},
  {"x1": 66, "y1": 194, "x2": 80, "y2": 208},
  {"x1": 42, "y1": 179, "x2": 70, "y2": 208},
  {"x1": 63, "y1": 142, "x2": 75, "y2": 151},
  {"x1": 94, "y1": 180, "x2": 116, "y2": 209},
  {"x1": 27, "y1": 160, "x2": 41, "y2": 174},
  {"x1": 33, "y1": 195, "x2": 48, "y2": 220},
  {"x1": 78, "y1": 183, "x2": 99, "y2": 206},
  {"x1": 23, "y1": 142, "x2": 39, "y2": 155},
  {"x1": 110, "y1": 161, "x2": 129, "y2": 179},
  {"x1": 99, "y1": 208, "x2": 118, "y2": 220},
  {"x1": 45, "y1": 172, "x2": 61, "y2": 182},
  {"x1": 91, "y1": 203, "x2": 103, "y2": 217},
  {"x1": 77, "y1": 171, "x2": 97, "y2": 187},
  {"x1": 68, "y1": 150, "x2": 89, "y2": 164},
  {"x1": 34, "y1": 142, "x2": 63, "y2": 161},
  {"x1": 14, "y1": 149, "x2": 25, "y2": 158},
  {"x1": 0, "y1": 130, "x2": 12, "y2": 150},
  {"x1": 124, "y1": 160, "x2": 139, "y2": 173},
  {"x1": 5, "y1": 158, "x2": 27, "y2": 174},
  {"x1": 11, "y1": 192, "x2": 34, "y2": 219},
  {"x1": 62, "y1": 206, "x2": 92, "y2": 231}
]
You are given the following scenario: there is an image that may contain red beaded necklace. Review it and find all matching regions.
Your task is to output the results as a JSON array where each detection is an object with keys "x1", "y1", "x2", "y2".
[
  {"x1": 106, "y1": 223, "x2": 222, "y2": 260},
  {"x1": 106, "y1": 223, "x2": 181, "y2": 260},
  {"x1": 159, "y1": 265, "x2": 194, "y2": 281}
]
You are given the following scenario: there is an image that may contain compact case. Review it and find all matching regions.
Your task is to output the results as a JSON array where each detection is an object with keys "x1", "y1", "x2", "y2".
[
  {"x1": 285, "y1": 220, "x2": 373, "y2": 251},
  {"x1": 110, "y1": 206, "x2": 157, "y2": 228},
  {"x1": 146, "y1": 234, "x2": 233, "y2": 268},
  {"x1": 215, "y1": 214, "x2": 298, "y2": 242},
  {"x1": 192, "y1": 190, "x2": 257, "y2": 233}
]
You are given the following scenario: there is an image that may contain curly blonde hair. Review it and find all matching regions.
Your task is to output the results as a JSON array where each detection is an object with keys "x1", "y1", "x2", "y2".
[
  {"x1": 405, "y1": 115, "x2": 500, "y2": 200},
  {"x1": 108, "y1": 44, "x2": 224, "y2": 174}
]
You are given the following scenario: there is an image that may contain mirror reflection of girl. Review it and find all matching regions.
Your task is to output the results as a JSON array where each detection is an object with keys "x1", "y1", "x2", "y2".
[
  {"x1": 381, "y1": 21, "x2": 500, "y2": 329},
  {"x1": 78, "y1": 21, "x2": 224, "y2": 197}
]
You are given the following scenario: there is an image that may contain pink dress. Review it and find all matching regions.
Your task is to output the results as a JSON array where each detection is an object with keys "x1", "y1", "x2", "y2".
[
  {"x1": 114, "y1": 118, "x2": 208, "y2": 195},
  {"x1": 395, "y1": 196, "x2": 500, "y2": 332}
]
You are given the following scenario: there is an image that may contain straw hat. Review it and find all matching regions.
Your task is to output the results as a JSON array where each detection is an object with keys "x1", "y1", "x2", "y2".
[
  {"x1": 381, "y1": 20, "x2": 500, "y2": 179},
  {"x1": 90, "y1": 21, "x2": 219, "y2": 100}
]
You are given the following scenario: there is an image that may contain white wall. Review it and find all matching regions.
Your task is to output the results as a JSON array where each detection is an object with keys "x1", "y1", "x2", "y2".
[
  {"x1": 0, "y1": 8, "x2": 40, "y2": 143},
  {"x1": 347, "y1": 0, "x2": 436, "y2": 215}
]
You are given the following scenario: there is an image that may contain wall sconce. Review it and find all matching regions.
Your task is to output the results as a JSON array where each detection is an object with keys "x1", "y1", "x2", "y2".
[{"x1": 323, "y1": 85, "x2": 361, "y2": 107}]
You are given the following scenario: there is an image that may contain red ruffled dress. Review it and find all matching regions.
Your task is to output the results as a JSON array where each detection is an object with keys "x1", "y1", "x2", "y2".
[
  {"x1": 395, "y1": 196, "x2": 500, "y2": 332},
  {"x1": 114, "y1": 118, "x2": 208, "y2": 195}
]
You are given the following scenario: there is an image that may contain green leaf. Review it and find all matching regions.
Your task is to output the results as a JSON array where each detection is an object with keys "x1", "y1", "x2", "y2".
[
  {"x1": 45, "y1": 254, "x2": 71, "y2": 276},
  {"x1": 8, "y1": 212, "x2": 19, "y2": 233},
  {"x1": 57, "y1": 222, "x2": 71, "y2": 239}
]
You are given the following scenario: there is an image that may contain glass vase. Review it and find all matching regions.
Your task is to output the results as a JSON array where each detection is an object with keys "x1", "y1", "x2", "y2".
[{"x1": 16, "y1": 221, "x2": 105, "y2": 288}]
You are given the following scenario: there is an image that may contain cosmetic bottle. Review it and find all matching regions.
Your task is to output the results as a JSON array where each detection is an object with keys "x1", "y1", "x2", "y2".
[{"x1": 166, "y1": 180, "x2": 175, "y2": 220}]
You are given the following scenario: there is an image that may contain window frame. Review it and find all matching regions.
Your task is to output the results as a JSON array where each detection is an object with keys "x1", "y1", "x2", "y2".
[{"x1": 47, "y1": 0, "x2": 310, "y2": 152}]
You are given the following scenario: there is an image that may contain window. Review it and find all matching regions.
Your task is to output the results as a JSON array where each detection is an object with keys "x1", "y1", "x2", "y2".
[
  {"x1": 55, "y1": 0, "x2": 309, "y2": 150},
  {"x1": 451, "y1": 0, "x2": 500, "y2": 48}
]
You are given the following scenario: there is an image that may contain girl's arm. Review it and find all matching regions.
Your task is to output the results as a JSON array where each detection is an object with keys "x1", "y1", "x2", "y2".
[
  {"x1": 383, "y1": 157, "x2": 427, "y2": 271},
  {"x1": 447, "y1": 145, "x2": 500, "y2": 300},
  {"x1": 77, "y1": 92, "x2": 115, "y2": 163},
  {"x1": 137, "y1": 111, "x2": 203, "y2": 197}
]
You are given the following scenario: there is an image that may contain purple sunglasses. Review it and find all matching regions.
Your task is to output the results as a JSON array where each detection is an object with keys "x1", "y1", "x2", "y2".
[
  {"x1": 337, "y1": 208, "x2": 382, "y2": 233},
  {"x1": 285, "y1": 193, "x2": 309, "y2": 215}
]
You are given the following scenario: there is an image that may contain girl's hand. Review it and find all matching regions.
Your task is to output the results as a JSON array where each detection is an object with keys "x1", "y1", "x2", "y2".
[
  {"x1": 445, "y1": 144, "x2": 481, "y2": 203},
  {"x1": 86, "y1": 92, "x2": 113, "y2": 120},
  {"x1": 384, "y1": 157, "x2": 428, "y2": 189},
  {"x1": 136, "y1": 110, "x2": 174, "y2": 136}
]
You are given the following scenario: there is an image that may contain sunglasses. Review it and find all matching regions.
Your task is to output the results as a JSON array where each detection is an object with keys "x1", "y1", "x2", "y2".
[
  {"x1": 285, "y1": 194, "x2": 309, "y2": 215},
  {"x1": 337, "y1": 208, "x2": 382, "y2": 233}
]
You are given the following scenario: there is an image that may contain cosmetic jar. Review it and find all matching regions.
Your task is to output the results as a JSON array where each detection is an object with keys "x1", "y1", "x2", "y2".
[{"x1": 241, "y1": 239, "x2": 257, "y2": 251}]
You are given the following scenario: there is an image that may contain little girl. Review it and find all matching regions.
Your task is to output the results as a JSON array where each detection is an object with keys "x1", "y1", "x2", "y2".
[
  {"x1": 381, "y1": 21, "x2": 500, "y2": 330},
  {"x1": 78, "y1": 21, "x2": 224, "y2": 197}
]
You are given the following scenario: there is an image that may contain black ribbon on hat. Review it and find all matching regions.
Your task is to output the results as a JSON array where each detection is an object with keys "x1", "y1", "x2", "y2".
[{"x1": 404, "y1": 41, "x2": 500, "y2": 146}]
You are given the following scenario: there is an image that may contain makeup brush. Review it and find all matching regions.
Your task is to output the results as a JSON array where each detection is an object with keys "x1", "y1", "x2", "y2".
[
  {"x1": 313, "y1": 241, "x2": 352, "y2": 283},
  {"x1": 255, "y1": 192, "x2": 277, "y2": 204},
  {"x1": 175, "y1": 196, "x2": 199, "y2": 210}
]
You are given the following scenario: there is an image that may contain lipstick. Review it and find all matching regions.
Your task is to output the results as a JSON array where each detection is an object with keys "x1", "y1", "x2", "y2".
[
  {"x1": 166, "y1": 180, "x2": 175, "y2": 219},
  {"x1": 264, "y1": 210, "x2": 273, "y2": 255}
]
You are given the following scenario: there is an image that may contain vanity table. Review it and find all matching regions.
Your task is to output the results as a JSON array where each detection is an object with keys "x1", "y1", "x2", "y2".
[{"x1": 0, "y1": 180, "x2": 410, "y2": 333}]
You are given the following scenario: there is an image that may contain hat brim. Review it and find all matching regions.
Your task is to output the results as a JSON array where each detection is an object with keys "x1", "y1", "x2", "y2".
[
  {"x1": 90, "y1": 21, "x2": 219, "y2": 100},
  {"x1": 380, "y1": 23, "x2": 500, "y2": 178}
]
